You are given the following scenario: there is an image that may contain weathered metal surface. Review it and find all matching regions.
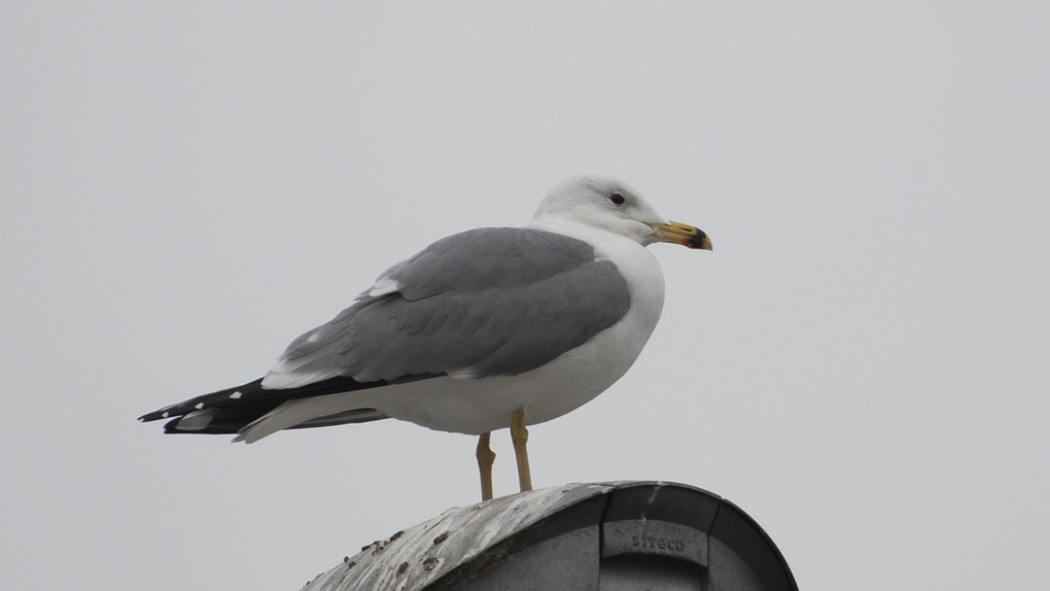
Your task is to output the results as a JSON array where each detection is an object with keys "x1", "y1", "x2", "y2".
[
  {"x1": 434, "y1": 525, "x2": 601, "y2": 591},
  {"x1": 299, "y1": 482, "x2": 619, "y2": 591},
  {"x1": 297, "y1": 481, "x2": 797, "y2": 591}
]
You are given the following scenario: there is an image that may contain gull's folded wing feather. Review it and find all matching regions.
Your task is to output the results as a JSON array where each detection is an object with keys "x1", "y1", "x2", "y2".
[{"x1": 263, "y1": 227, "x2": 632, "y2": 387}]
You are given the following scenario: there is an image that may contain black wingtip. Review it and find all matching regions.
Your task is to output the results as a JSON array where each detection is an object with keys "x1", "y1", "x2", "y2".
[
  {"x1": 163, "y1": 417, "x2": 183, "y2": 433},
  {"x1": 137, "y1": 411, "x2": 162, "y2": 423},
  {"x1": 137, "y1": 408, "x2": 175, "y2": 423},
  {"x1": 137, "y1": 374, "x2": 417, "y2": 436}
]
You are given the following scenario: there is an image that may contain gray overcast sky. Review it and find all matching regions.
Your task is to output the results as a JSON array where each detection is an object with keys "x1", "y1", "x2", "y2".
[{"x1": 2, "y1": 2, "x2": 1047, "y2": 589}]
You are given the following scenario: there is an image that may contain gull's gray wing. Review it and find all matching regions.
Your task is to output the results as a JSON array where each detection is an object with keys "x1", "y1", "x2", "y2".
[{"x1": 263, "y1": 227, "x2": 632, "y2": 388}]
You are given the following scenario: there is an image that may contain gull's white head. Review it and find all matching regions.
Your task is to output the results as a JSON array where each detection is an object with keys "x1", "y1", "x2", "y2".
[{"x1": 533, "y1": 175, "x2": 712, "y2": 250}]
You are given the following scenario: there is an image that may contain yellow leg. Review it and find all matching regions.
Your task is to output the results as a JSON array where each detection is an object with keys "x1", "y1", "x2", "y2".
[
  {"x1": 476, "y1": 432, "x2": 495, "y2": 501},
  {"x1": 511, "y1": 408, "x2": 532, "y2": 493}
]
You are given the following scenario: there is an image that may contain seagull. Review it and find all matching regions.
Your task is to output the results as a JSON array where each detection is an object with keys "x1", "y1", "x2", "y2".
[{"x1": 139, "y1": 176, "x2": 711, "y2": 500}]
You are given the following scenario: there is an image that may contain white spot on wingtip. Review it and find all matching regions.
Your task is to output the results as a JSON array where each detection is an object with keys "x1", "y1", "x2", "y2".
[
  {"x1": 161, "y1": 411, "x2": 169, "y2": 418},
  {"x1": 194, "y1": 402, "x2": 204, "y2": 410},
  {"x1": 229, "y1": 391, "x2": 243, "y2": 399}
]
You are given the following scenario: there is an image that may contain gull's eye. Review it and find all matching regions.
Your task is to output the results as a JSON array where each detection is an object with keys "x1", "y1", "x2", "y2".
[{"x1": 609, "y1": 193, "x2": 626, "y2": 206}]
